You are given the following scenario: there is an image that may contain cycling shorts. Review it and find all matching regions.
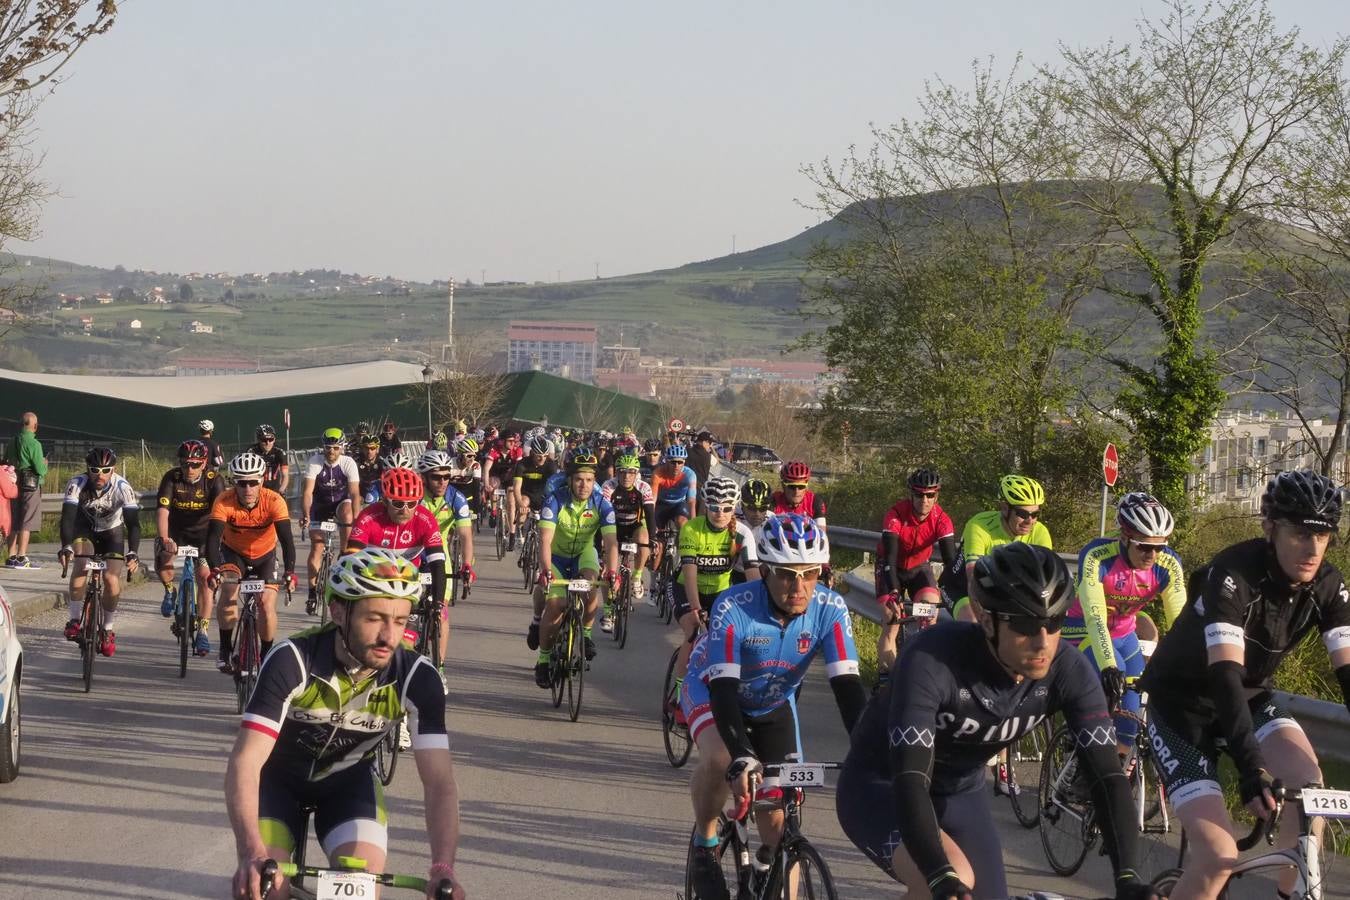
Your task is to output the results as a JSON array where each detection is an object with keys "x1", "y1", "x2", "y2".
[
  {"x1": 257, "y1": 759, "x2": 388, "y2": 858},
  {"x1": 873, "y1": 561, "x2": 938, "y2": 601},
  {"x1": 549, "y1": 547, "x2": 600, "y2": 594},
  {"x1": 72, "y1": 527, "x2": 127, "y2": 561},
  {"x1": 654, "y1": 504, "x2": 688, "y2": 530},
  {"x1": 154, "y1": 533, "x2": 210, "y2": 570},
  {"x1": 1063, "y1": 622, "x2": 1146, "y2": 742},
  {"x1": 668, "y1": 580, "x2": 719, "y2": 624},
  {"x1": 308, "y1": 499, "x2": 350, "y2": 529},
  {"x1": 835, "y1": 770, "x2": 1004, "y2": 894},
  {"x1": 219, "y1": 545, "x2": 283, "y2": 586},
  {"x1": 1146, "y1": 693, "x2": 1303, "y2": 811},
  {"x1": 678, "y1": 686, "x2": 798, "y2": 762}
]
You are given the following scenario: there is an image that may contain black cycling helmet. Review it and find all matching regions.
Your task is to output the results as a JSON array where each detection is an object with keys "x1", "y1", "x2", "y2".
[
  {"x1": 1261, "y1": 469, "x2": 1342, "y2": 532},
  {"x1": 642, "y1": 437, "x2": 663, "y2": 453},
  {"x1": 740, "y1": 479, "x2": 773, "y2": 510},
  {"x1": 86, "y1": 447, "x2": 117, "y2": 468},
  {"x1": 256, "y1": 423, "x2": 276, "y2": 440},
  {"x1": 568, "y1": 452, "x2": 599, "y2": 474},
  {"x1": 973, "y1": 543, "x2": 1074, "y2": 619},
  {"x1": 908, "y1": 467, "x2": 941, "y2": 491}
]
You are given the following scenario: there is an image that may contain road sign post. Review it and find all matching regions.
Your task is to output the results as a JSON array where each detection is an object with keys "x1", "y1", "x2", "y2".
[
  {"x1": 1100, "y1": 442, "x2": 1119, "y2": 535},
  {"x1": 283, "y1": 407, "x2": 291, "y2": 472}
]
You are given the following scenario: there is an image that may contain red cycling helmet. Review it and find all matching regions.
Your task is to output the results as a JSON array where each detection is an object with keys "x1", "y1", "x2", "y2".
[
  {"x1": 178, "y1": 439, "x2": 210, "y2": 463},
  {"x1": 380, "y1": 467, "x2": 424, "y2": 503},
  {"x1": 780, "y1": 460, "x2": 812, "y2": 484}
]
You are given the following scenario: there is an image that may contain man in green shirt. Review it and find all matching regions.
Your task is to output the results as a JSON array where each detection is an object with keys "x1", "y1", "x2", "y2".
[
  {"x1": 951, "y1": 474, "x2": 1053, "y2": 622},
  {"x1": 6, "y1": 411, "x2": 47, "y2": 568}
]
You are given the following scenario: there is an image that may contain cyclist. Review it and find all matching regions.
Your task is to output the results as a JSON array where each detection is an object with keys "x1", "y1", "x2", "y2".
[
  {"x1": 731, "y1": 479, "x2": 773, "y2": 586},
  {"x1": 251, "y1": 424, "x2": 289, "y2": 495},
  {"x1": 531, "y1": 452, "x2": 619, "y2": 688},
  {"x1": 950, "y1": 474, "x2": 1053, "y2": 623},
  {"x1": 771, "y1": 460, "x2": 827, "y2": 527},
  {"x1": 835, "y1": 543, "x2": 1153, "y2": 900},
  {"x1": 299, "y1": 428, "x2": 361, "y2": 612},
  {"x1": 198, "y1": 419, "x2": 224, "y2": 470},
  {"x1": 58, "y1": 447, "x2": 141, "y2": 657},
  {"x1": 508, "y1": 435, "x2": 557, "y2": 552},
  {"x1": 638, "y1": 437, "x2": 663, "y2": 481},
  {"x1": 354, "y1": 433, "x2": 384, "y2": 504},
  {"x1": 154, "y1": 439, "x2": 224, "y2": 656},
  {"x1": 598, "y1": 452, "x2": 655, "y2": 621},
  {"x1": 449, "y1": 437, "x2": 483, "y2": 520},
  {"x1": 207, "y1": 452, "x2": 297, "y2": 675},
  {"x1": 669, "y1": 476, "x2": 758, "y2": 701},
  {"x1": 683, "y1": 513, "x2": 866, "y2": 900},
  {"x1": 482, "y1": 430, "x2": 522, "y2": 526},
  {"x1": 649, "y1": 444, "x2": 697, "y2": 574},
  {"x1": 378, "y1": 420, "x2": 401, "y2": 456},
  {"x1": 225, "y1": 549, "x2": 466, "y2": 900},
  {"x1": 1140, "y1": 470, "x2": 1350, "y2": 900},
  {"x1": 873, "y1": 467, "x2": 958, "y2": 674},
  {"x1": 1067, "y1": 492, "x2": 1185, "y2": 755},
  {"x1": 416, "y1": 449, "x2": 476, "y2": 671}
]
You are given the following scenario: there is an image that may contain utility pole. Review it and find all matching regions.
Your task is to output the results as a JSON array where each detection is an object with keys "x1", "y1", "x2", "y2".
[{"x1": 442, "y1": 277, "x2": 455, "y2": 366}]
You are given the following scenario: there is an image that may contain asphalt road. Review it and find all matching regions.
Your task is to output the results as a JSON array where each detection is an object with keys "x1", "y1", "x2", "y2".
[{"x1": 0, "y1": 537, "x2": 1317, "y2": 899}]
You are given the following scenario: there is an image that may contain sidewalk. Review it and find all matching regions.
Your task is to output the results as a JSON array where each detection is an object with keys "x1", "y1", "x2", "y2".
[{"x1": 2, "y1": 542, "x2": 95, "y2": 623}]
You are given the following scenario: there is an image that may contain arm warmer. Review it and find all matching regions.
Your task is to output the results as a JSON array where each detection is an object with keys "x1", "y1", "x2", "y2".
[
  {"x1": 881, "y1": 533, "x2": 900, "y2": 591},
  {"x1": 123, "y1": 507, "x2": 141, "y2": 556},
  {"x1": 59, "y1": 504, "x2": 77, "y2": 548},
  {"x1": 935, "y1": 535, "x2": 958, "y2": 571},
  {"x1": 430, "y1": 561, "x2": 446, "y2": 605},
  {"x1": 275, "y1": 519, "x2": 296, "y2": 573},
  {"x1": 1081, "y1": 742, "x2": 1141, "y2": 878},
  {"x1": 1337, "y1": 663, "x2": 1350, "y2": 717},
  {"x1": 829, "y1": 674, "x2": 868, "y2": 734},
  {"x1": 890, "y1": 743, "x2": 950, "y2": 883},
  {"x1": 1209, "y1": 659, "x2": 1265, "y2": 776},
  {"x1": 206, "y1": 519, "x2": 226, "y2": 571},
  {"x1": 708, "y1": 677, "x2": 755, "y2": 761}
]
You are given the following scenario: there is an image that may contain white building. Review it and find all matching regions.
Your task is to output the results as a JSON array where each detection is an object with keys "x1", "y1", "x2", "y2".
[{"x1": 1189, "y1": 410, "x2": 1344, "y2": 511}]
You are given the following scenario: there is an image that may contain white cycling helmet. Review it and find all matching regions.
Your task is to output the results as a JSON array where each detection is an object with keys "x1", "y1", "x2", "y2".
[
  {"x1": 379, "y1": 450, "x2": 413, "y2": 470},
  {"x1": 756, "y1": 513, "x2": 830, "y2": 566},
  {"x1": 198, "y1": 419, "x2": 215, "y2": 433},
  {"x1": 327, "y1": 548, "x2": 423, "y2": 604},
  {"x1": 416, "y1": 449, "x2": 454, "y2": 473},
  {"x1": 703, "y1": 476, "x2": 740, "y2": 509},
  {"x1": 229, "y1": 452, "x2": 267, "y2": 480},
  {"x1": 1116, "y1": 492, "x2": 1175, "y2": 538}
]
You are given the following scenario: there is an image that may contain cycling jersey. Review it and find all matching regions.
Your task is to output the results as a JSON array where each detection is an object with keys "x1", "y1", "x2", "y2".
[
  {"x1": 961, "y1": 509, "x2": 1052, "y2": 561},
  {"x1": 600, "y1": 478, "x2": 653, "y2": 527},
  {"x1": 355, "y1": 455, "x2": 382, "y2": 502},
  {"x1": 684, "y1": 579, "x2": 858, "y2": 720},
  {"x1": 252, "y1": 445, "x2": 289, "y2": 491},
  {"x1": 244, "y1": 624, "x2": 447, "y2": 781},
  {"x1": 876, "y1": 499, "x2": 953, "y2": 571},
  {"x1": 63, "y1": 473, "x2": 139, "y2": 533},
  {"x1": 1068, "y1": 537, "x2": 1185, "y2": 670},
  {"x1": 650, "y1": 463, "x2": 697, "y2": 508},
  {"x1": 203, "y1": 438, "x2": 224, "y2": 469},
  {"x1": 305, "y1": 453, "x2": 360, "y2": 506},
  {"x1": 512, "y1": 456, "x2": 558, "y2": 504},
  {"x1": 771, "y1": 489, "x2": 826, "y2": 522},
  {"x1": 156, "y1": 467, "x2": 224, "y2": 541},
  {"x1": 422, "y1": 485, "x2": 473, "y2": 535},
  {"x1": 539, "y1": 485, "x2": 616, "y2": 558},
  {"x1": 347, "y1": 504, "x2": 445, "y2": 563},
  {"x1": 677, "y1": 516, "x2": 757, "y2": 596},
  {"x1": 210, "y1": 489, "x2": 291, "y2": 560}
]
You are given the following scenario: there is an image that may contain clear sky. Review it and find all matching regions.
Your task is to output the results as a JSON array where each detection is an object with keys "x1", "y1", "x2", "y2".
[{"x1": 12, "y1": 1, "x2": 1350, "y2": 283}]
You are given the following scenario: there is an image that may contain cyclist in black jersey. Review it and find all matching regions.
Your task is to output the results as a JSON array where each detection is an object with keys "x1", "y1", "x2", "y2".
[
  {"x1": 836, "y1": 543, "x2": 1152, "y2": 900},
  {"x1": 731, "y1": 479, "x2": 772, "y2": 586},
  {"x1": 598, "y1": 453, "x2": 655, "y2": 618},
  {"x1": 354, "y1": 434, "x2": 383, "y2": 503},
  {"x1": 251, "y1": 424, "x2": 290, "y2": 495},
  {"x1": 154, "y1": 439, "x2": 223, "y2": 655},
  {"x1": 508, "y1": 438, "x2": 557, "y2": 548},
  {"x1": 1139, "y1": 470, "x2": 1350, "y2": 900}
]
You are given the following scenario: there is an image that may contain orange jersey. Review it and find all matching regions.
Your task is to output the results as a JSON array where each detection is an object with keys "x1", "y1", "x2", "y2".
[{"x1": 210, "y1": 489, "x2": 290, "y2": 558}]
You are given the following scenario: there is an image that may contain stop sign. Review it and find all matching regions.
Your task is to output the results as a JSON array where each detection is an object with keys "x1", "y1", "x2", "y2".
[{"x1": 1102, "y1": 443, "x2": 1119, "y2": 487}]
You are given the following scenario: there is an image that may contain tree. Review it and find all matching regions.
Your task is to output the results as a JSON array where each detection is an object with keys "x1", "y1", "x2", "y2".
[
  {"x1": 114, "y1": 285, "x2": 135, "y2": 302},
  {"x1": 717, "y1": 383, "x2": 822, "y2": 464},
  {"x1": 177, "y1": 282, "x2": 194, "y2": 302},
  {"x1": 407, "y1": 332, "x2": 511, "y2": 434},
  {"x1": 1043, "y1": 0, "x2": 1346, "y2": 510}
]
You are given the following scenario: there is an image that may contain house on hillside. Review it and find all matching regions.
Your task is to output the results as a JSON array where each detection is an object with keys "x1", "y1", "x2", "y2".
[
  {"x1": 128, "y1": 319, "x2": 142, "y2": 330},
  {"x1": 147, "y1": 287, "x2": 168, "y2": 304},
  {"x1": 79, "y1": 316, "x2": 93, "y2": 332},
  {"x1": 94, "y1": 292, "x2": 113, "y2": 305},
  {"x1": 184, "y1": 320, "x2": 214, "y2": 335}
]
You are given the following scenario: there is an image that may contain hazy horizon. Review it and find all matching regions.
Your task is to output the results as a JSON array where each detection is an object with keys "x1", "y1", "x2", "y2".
[{"x1": 13, "y1": 1, "x2": 1350, "y2": 283}]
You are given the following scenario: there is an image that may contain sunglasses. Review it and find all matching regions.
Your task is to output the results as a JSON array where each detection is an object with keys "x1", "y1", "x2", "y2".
[
  {"x1": 427, "y1": 473, "x2": 452, "y2": 481},
  {"x1": 766, "y1": 564, "x2": 823, "y2": 582},
  {"x1": 783, "y1": 482, "x2": 808, "y2": 490},
  {"x1": 235, "y1": 480, "x2": 261, "y2": 488},
  {"x1": 387, "y1": 499, "x2": 419, "y2": 510},
  {"x1": 997, "y1": 612, "x2": 1066, "y2": 636},
  {"x1": 259, "y1": 437, "x2": 275, "y2": 443},
  {"x1": 185, "y1": 460, "x2": 206, "y2": 468},
  {"x1": 1132, "y1": 541, "x2": 1168, "y2": 553},
  {"x1": 706, "y1": 504, "x2": 736, "y2": 514},
  {"x1": 1010, "y1": 508, "x2": 1040, "y2": 521},
  {"x1": 88, "y1": 466, "x2": 114, "y2": 475},
  {"x1": 912, "y1": 490, "x2": 939, "y2": 499}
]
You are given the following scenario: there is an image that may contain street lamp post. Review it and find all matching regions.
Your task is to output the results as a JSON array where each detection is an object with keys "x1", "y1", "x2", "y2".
[{"x1": 422, "y1": 364, "x2": 435, "y2": 442}]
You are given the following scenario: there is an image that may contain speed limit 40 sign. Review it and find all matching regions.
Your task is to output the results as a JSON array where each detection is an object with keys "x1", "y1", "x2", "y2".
[{"x1": 668, "y1": 417, "x2": 686, "y2": 433}]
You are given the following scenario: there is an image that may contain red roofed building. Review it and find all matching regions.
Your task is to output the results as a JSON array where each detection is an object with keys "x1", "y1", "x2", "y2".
[{"x1": 507, "y1": 320, "x2": 598, "y2": 383}]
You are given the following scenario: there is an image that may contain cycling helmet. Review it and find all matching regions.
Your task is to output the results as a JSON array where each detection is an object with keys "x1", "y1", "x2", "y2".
[
  {"x1": 486, "y1": 426, "x2": 500, "y2": 439},
  {"x1": 741, "y1": 479, "x2": 773, "y2": 510},
  {"x1": 528, "y1": 435, "x2": 552, "y2": 456},
  {"x1": 756, "y1": 513, "x2": 830, "y2": 565},
  {"x1": 327, "y1": 548, "x2": 422, "y2": 604},
  {"x1": 568, "y1": 452, "x2": 599, "y2": 474},
  {"x1": 178, "y1": 439, "x2": 209, "y2": 462},
  {"x1": 1116, "y1": 492, "x2": 1175, "y2": 538},
  {"x1": 229, "y1": 452, "x2": 267, "y2": 480},
  {"x1": 620, "y1": 425, "x2": 634, "y2": 436},
  {"x1": 643, "y1": 438, "x2": 663, "y2": 453},
  {"x1": 505, "y1": 430, "x2": 521, "y2": 441},
  {"x1": 999, "y1": 474, "x2": 1045, "y2": 507},
  {"x1": 664, "y1": 444, "x2": 688, "y2": 462},
  {"x1": 1261, "y1": 469, "x2": 1343, "y2": 532},
  {"x1": 416, "y1": 449, "x2": 455, "y2": 474},
  {"x1": 197, "y1": 419, "x2": 214, "y2": 433},
  {"x1": 256, "y1": 424, "x2": 276, "y2": 440},
  {"x1": 908, "y1": 468, "x2": 942, "y2": 491},
  {"x1": 86, "y1": 447, "x2": 117, "y2": 468},
  {"x1": 379, "y1": 450, "x2": 413, "y2": 470},
  {"x1": 380, "y1": 466, "x2": 424, "y2": 502},
  {"x1": 703, "y1": 476, "x2": 740, "y2": 509},
  {"x1": 780, "y1": 461, "x2": 811, "y2": 483},
  {"x1": 614, "y1": 454, "x2": 641, "y2": 472},
  {"x1": 322, "y1": 427, "x2": 346, "y2": 446},
  {"x1": 973, "y1": 543, "x2": 1074, "y2": 619}
]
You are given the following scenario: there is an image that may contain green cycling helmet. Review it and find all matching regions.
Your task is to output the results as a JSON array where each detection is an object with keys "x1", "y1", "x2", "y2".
[
  {"x1": 999, "y1": 474, "x2": 1045, "y2": 507},
  {"x1": 322, "y1": 427, "x2": 345, "y2": 446},
  {"x1": 615, "y1": 454, "x2": 641, "y2": 471}
]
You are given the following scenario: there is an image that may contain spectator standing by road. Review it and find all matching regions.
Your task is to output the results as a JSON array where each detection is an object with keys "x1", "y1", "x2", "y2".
[
  {"x1": 687, "y1": 430, "x2": 716, "y2": 513},
  {"x1": 5, "y1": 411, "x2": 46, "y2": 568}
]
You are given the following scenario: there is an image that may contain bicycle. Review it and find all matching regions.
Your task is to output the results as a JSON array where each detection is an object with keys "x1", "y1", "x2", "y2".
[
  {"x1": 653, "y1": 526, "x2": 678, "y2": 624},
  {"x1": 1150, "y1": 784, "x2": 1347, "y2": 899},
  {"x1": 493, "y1": 489, "x2": 507, "y2": 561},
  {"x1": 170, "y1": 546, "x2": 202, "y2": 678},
  {"x1": 62, "y1": 553, "x2": 111, "y2": 694},
  {"x1": 662, "y1": 645, "x2": 693, "y2": 768},
  {"x1": 548, "y1": 576, "x2": 589, "y2": 722},
  {"x1": 611, "y1": 540, "x2": 638, "y2": 649},
  {"x1": 227, "y1": 574, "x2": 269, "y2": 714},
  {"x1": 377, "y1": 572, "x2": 443, "y2": 786},
  {"x1": 683, "y1": 756, "x2": 842, "y2": 900},
  {"x1": 1004, "y1": 717, "x2": 1054, "y2": 829},
  {"x1": 519, "y1": 513, "x2": 541, "y2": 592},
  {"x1": 310, "y1": 519, "x2": 339, "y2": 624}
]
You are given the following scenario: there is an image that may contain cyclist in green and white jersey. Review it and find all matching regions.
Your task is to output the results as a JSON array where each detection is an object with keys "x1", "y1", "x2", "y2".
[
  {"x1": 415, "y1": 449, "x2": 476, "y2": 675},
  {"x1": 950, "y1": 474, "x2": 1053, "y2": 622}
]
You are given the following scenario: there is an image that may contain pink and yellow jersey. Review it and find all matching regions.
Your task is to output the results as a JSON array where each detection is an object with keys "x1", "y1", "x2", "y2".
[{"x1": 1068, "y1": 537, "x2": 1185, "y2": 670}]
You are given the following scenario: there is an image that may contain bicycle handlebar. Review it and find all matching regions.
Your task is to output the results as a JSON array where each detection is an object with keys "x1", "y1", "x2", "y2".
[
  {"x1": 1236, "y1": 783, "x2": 1289, "y2": 851},
  {"x1": 259, "y1": 858, "x2": 454, "y2": 898}
]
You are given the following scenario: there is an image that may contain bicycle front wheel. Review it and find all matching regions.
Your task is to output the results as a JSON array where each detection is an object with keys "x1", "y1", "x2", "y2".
[
  {"x1": 663, "y1": 648, "x2": 692, "y2": 767},
  {"x1": 1009, "y1": 718, "x2": 1051, "y2": 828},
  {"x1": 376, "y1": 722, "x2": 400, "y2": 786},
  {"x1": 1037, "y1": 725, "x2": 1095, "y2": 876},
  {"x1": 236, "y1": 612, "x2": 260, "y2": 714},
  {"x1": 550, "y1": 618, "x2": 567, "y2": 709},
  {"x1": 762, "y1": 838, "x2": 839, "y2": 900},
  {"x1": 566, "y1": 602, "x2": 585, "y2": 722},
  {"x1": 81, "y1": 583, "x2": 100, "y2": 693},
  {"x1": 684, "y1": 821, "x2": 742, "y2": 900},
  {"x1": 177, "y1": 579, "x2": 195, "y2": 679},
  {"x1": 495, "y1": 518, "x2": 506, "y2": 561},
  {"x1": 614, "y1": 572, "x2": 630, "y2": 649}
]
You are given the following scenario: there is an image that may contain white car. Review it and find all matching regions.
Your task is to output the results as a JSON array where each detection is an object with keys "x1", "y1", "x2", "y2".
[{"x1": 0, "y1": 582, "x2": 21, "y2": 782}]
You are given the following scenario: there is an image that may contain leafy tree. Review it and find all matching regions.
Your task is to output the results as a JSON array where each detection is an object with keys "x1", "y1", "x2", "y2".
[
  {"x1": 178, "y1": 282, "x2": 194, "y2": 302},
  {"x1": 114, "y1": 285, "x2": 135, "y2": 302}
]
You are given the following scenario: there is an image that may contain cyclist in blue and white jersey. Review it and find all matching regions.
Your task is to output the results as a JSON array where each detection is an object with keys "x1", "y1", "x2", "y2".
[
  {"x1": 649, "y1": 443, "x2": 697, "y2": 575},
  {"x1": 299, "y1": 428, "x2": 361, "y2": 612},
  {"x1": 683, "y1": 513, "x2": 866, "y2": 900}
]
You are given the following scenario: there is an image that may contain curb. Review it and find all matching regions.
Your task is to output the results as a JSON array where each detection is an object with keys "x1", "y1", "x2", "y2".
[{"x1": 9, "y1": 589, "x2": 64, "y2": 625}]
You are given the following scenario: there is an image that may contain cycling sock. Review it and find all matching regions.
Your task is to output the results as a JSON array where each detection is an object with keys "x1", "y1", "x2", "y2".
[
  {"x1": 103, "y1": 610, "x2": 117, "y2": 630},
  {"x1": 536, "y1": 650, "x2": 550, "y2": 664},
  {"x1": 68, "y1": 600, "x2": 81, "y2": 620},
  {"x1": 198, "y1": 618, "x2": 211, "y2": 634},
  {"x1": 691, "y1": 832, "x2": 719, "y2": 848},
  {"x1": 220, "y1": 628, "x2": 234, "y2": 655},
  {"x1": 531, "y1": 614, "x2": 541, "y2": 624},
  {"x1": 583, "y1": 626, "x2": 593, "y2": 638}
]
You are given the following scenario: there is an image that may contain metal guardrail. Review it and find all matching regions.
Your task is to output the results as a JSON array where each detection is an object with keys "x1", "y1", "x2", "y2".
[{"x1": 831, "y1": 524, "x2": 1350, "y2": 765}]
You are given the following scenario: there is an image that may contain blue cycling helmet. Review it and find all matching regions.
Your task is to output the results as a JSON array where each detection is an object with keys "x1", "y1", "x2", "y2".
[
  {"x1": 756, "y1": 513, "x2": 829, "y2": 565},
  {"x1": 664, "y1": 444, "x2": 688, "y2": 462}
]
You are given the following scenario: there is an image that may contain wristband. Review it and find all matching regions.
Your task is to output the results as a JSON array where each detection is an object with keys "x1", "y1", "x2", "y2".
[{"x1": 429, "y1": 862, "x2": 455, "y2": 879}]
